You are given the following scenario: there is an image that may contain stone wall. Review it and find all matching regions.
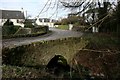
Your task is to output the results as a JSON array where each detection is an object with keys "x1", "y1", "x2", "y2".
[{"x1": 2, "y1": 37, "x2": 87, "y2": 67}]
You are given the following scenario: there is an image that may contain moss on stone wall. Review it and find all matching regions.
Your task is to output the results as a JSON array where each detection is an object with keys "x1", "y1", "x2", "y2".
[{"x1": 2, "y1": 37, "x2": 87, "y2": 67}]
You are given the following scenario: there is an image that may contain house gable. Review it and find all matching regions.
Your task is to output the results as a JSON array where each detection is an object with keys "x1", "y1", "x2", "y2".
[
  {"x1": 0, "y1": 9, "x2": 25, "y2": 27},
  {"x1": 0, "y1": 10, "x2": 25, "y2": 19}
]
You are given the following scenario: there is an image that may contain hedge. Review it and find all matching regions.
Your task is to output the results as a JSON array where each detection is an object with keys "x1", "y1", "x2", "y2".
[
  {"x1": 2, "y1": 31, "x2": 47, "y2": 39},
  {"x1": 2, "y1": 26, "x2": 49, "y2": 39},
  {"x1": 2, "y1": 26, "x2": 20, "y2": 36}
]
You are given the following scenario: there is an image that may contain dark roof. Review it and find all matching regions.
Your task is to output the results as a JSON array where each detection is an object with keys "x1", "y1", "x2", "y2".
[{"x1": 0, "y1": 10, "x2": 25, "y2": 19}]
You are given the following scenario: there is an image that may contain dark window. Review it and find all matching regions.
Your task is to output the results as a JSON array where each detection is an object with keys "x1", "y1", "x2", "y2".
[{"x1": 17, "y1": 19, "x2": 19, "y2": 23}]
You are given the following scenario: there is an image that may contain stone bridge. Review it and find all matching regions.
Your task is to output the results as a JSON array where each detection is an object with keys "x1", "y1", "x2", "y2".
[
  {"x1": 2, "y1": 28, "x2": 86, "y2": 67},
  {"x1": 2, "y1": 37, "x2": 87, "y2": 67}
]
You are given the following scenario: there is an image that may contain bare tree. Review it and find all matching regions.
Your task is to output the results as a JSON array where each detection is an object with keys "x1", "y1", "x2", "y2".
[{"x1": 60, "y1": 0, "x2": 96, "y2": 15}]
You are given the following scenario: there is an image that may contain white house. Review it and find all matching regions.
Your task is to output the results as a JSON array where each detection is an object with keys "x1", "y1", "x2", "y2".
[
  {"x1": 0, "y1": 9, "x2": 25, "y2": 27},
  {"x1": 35, "y1": 18, "x2": 56, "y2": 27}
]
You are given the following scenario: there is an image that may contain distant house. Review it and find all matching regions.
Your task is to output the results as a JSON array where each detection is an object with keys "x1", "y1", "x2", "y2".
[
  {"x1": 0, "y1": 9, "x2": 25, "y2": 27},
  {"x1": 35, "y1": 18, "x2": 57, "y2": 27}
]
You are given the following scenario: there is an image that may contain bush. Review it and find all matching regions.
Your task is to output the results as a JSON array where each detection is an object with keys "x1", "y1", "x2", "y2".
[
  {"x1": 32, "y1": 26, "x2": 49, "y2": 33},
  {"x1": 2, "y1": 19, "x2": 20, "y2": 36},
  {"x1": 2, "y1": 26, "x2": 49, "y2": 39},
  {"x1": 3, "y1": 19, "x2": 14, "y2": 26},
  {"x1": 24, "y1": 19, "x2": 34, "y2": 28},
  {"x1": 2, "y1": 25, "x2": 20, "y2": 36},
  {"x1": 54, "y1": 22, "x2": 61, "y2": 25},
  {"x1": 2, "y1": 32, "x2": 46, "y2": 39}
]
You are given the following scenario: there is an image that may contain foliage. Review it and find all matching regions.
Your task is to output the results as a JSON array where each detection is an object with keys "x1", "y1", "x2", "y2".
[
  {"x1": 61, "y1": 18, "x2": 69, "y2": 25},
  {"x1": 61, "y1": 1, "x2": 119, "y2": 34},
  {"x1": 2, "y1": 20, "x2": 20, "y2": 36},
  {"x1": 2, "y1": 26, "x2": 49, "y2": 39},
  {"x1": 3, "y1": 19, "x2": 14, "y2": 26},
  {"x1": 73, "y1": 33, "x2": 120, "y2": 79},
  {"x1": 54, "y1": 21, "x2": 62, "y2": 25},
  {"x1": 89, "y1": 1, "x2": 120, "y2": 34},
  {"x1": 68, "y1": 15, "x2": 84, "y2": 25},
  {"x1": 24, "y1": 19, "x2": 34, "y2": 28},
  {"x1": 99, "y1": 1, "x2": 120, "y2": 34},
  {"x1": 55, "y1": 15, "x2": 85, "y2": 26},
  {"x1": 2, "y1": 31, "x2": 46, "y2": 39},
  {"x1": 116, "y1": 1, "x2": 120, "y2": 34},
  {"x1": 2, "y1": 64, "x2": 92, "y2": 79},
  {"x1": 2, "y1": 64, "x2": 46, "y2": 78},
  {"x1": 97, "y1": 2, "x2": 110, "y2": 32}
]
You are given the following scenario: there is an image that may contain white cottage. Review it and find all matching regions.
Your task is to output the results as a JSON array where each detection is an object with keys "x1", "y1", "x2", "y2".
[
  {"x1": 35, "y1": 18, "x2": 56, "y2": 27},
  {"x1": 0, "y1": 9, "x2": 25, "y2": 27}
]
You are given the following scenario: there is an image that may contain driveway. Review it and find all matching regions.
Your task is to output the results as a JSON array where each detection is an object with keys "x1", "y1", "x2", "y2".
[{"x1": 2, "y1": 28, "x2": 83, "y2": 48}]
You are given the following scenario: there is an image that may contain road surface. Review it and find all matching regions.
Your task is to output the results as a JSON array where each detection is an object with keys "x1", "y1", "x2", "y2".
[{"x1": 2, "y1": 28, "x2": 83, "y2": 48}]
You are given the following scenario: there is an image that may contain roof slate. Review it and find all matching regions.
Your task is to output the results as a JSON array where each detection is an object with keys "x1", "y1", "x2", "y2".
[{"x1": 0, "y1": 10, "x2": 25, "y2": 19}]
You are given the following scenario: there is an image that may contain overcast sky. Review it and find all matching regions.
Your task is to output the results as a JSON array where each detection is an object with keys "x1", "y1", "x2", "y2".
[
  {"x1": 0, "y1": 0, "x2": 69, "y2": 19},
  {"x1": 0, "y1": 0, "x2": 117, "y2": 19}
]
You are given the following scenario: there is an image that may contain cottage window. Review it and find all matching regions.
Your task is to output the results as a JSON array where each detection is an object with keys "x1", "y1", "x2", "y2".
[
  {"x1": 2, "y1": 19, "x2": 4, "y2": 22},
  {"x1": 17, "y1": 19, "x2": 19, "y2": 23}
]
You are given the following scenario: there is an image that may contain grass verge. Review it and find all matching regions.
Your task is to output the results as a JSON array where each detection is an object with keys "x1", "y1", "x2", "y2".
[{"x1": 56, "y1": 25, "x2": 69, "y2": 30}]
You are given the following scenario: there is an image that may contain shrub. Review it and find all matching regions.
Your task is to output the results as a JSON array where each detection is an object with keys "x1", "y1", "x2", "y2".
[
  {"x1": 31, "y1": 26, "x2": 49, "y2": 33},
  {"x1": 24, "y1": 19, "x2": 34, "y2": 28},
  {"x1": 3, "y1": 19, "x2": 14, "y2": 26},
  {"x1": 2, "y1": 26, "x2": 49, "y2": 39},
  {"x1": 54, "y1": 22, "x2": 61, "y2": 25},
  {"x1": 2, "y1": 19, "x2": 21, "y2": 36},
  {"x1": 2, "y1": 32, "x2": 46, "y2": 39}
]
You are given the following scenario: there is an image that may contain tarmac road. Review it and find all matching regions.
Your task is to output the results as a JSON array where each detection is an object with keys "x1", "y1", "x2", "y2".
[{"x1": 2, "y1": 28, "x2": 83, "y2": 48}]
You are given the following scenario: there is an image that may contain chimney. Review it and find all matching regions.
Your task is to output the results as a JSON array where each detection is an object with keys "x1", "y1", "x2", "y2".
[
  {"x1": 26, "y1": 10, "x2": 27, "y2": 19},
  {"x1": 21, "y1": 8, "x2": 24, "y2": 13}
]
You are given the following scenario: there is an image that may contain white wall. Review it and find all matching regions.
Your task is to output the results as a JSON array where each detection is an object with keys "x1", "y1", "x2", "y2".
[
  {"x1": 36, "y1": 18, "x2": 54, "y2": 27},
  {"x1": 69, "y1": 24, "x2": 73, "y2": 30},
  {"x1": 0, "y1": 19, "x2": 2, "y2": 26},
  {"x1": 92, "y1": 26, "x2": 99, "y2": 33},
  {"x1": 10, "y1": 19, "x2": 24, "y2": 27},
  {"x1": 1, "y1": 19, "x2": 7, "y2": 26},
  {"x1": 54, "y1": 25, "x2": 58, "y2": 27},
  {"x1": 1, "y1": 19, "x2": 24, "y2": 27}
]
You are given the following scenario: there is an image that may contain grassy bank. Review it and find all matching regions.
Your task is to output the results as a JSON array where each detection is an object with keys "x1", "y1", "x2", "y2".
[
  {"x1": 73, "y1": 33, "x2": 120, "y2": 79},
  {"x1": 2, "y1": 64, "x2": 46, "y2": 78},
  {"x1": 56, "y1": 25, "x2": 69, "y2": 30}
]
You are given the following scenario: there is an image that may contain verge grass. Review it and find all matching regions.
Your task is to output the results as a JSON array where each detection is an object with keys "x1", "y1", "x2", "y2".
[{"x1": 56, "y1": 25, "x2": 69, "y2": 30}]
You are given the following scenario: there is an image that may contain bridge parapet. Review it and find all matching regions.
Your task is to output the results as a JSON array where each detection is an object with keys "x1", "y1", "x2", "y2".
[{"x1": 2, "y1": 37, "x2": 87, "y2": 67}]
